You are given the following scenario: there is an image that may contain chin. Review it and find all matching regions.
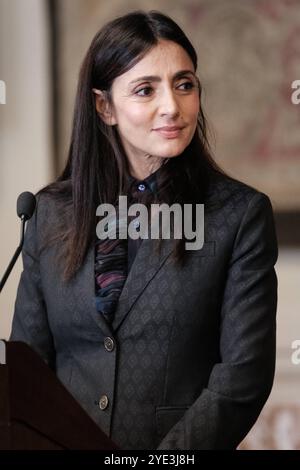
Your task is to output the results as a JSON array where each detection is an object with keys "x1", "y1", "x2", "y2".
[{"x1": 158, "y1": 143, "x2": 188, "y2": 158}]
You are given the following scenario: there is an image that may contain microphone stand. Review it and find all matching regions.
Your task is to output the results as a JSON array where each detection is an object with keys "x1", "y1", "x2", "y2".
[{"x1": 0, "y1": 215, "x2": 26, "y2": 293}]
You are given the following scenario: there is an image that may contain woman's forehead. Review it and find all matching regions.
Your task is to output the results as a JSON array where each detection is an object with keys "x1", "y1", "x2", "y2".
[{"x1": 115, "y1": 40, "x2": 195, "y2": 85}]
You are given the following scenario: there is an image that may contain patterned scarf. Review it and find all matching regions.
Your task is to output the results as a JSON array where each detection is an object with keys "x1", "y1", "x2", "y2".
[{"x1": 94, "y1": 163, "x2": 166, "y2": 325}]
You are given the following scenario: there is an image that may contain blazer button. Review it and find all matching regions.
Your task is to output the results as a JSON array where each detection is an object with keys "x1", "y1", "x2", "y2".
[
  {"x1": 104, "y1": 336, "x2": 114, "y2": 352},
  {"x1": 99, "y1": 395, "x2": 109, "y2": 410}
]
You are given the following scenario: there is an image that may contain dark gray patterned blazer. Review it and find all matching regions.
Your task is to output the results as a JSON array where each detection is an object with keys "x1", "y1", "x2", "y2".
[{"x1": 10, "y1": 171, "x2": 278, "y2": 450}]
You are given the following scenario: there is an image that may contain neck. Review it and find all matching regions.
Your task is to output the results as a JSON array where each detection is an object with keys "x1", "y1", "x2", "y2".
[{"x1": 127, "y1": 154, "x2": 166, "y2": 181}]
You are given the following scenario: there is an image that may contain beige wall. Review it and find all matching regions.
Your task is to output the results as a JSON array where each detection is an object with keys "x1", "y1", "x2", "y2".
[{"x1": 0, "y1": 0, "x2": 53, "y2": 339}]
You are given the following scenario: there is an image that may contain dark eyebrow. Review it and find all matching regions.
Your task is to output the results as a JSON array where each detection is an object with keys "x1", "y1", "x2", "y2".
[{"x1": 129, "y1": 70, "x2": 196, "y2": 85}]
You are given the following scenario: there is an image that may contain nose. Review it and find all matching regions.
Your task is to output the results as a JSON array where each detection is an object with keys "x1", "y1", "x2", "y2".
[{"x1": 158, "y1": 86, "x2": 180, "y2": 118}]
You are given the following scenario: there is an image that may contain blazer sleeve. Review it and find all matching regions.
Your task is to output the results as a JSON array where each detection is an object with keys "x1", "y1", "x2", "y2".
[
  {"x1": 157, "y1": 192, "x2": 278, "y2": 450},
  {"x1": 9, "y1": 196, "x2": 56, "y2": 369}
]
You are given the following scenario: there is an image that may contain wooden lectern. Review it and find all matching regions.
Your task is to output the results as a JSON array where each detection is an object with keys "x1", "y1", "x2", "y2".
[{"x1": 0, "y1": 340, "x2": 119, "y2": 450}]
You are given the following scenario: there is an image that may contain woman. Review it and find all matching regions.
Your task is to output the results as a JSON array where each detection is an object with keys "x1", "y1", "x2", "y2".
[{"x1": 10, "y1": 10, "x2": 278, "y2": 450}]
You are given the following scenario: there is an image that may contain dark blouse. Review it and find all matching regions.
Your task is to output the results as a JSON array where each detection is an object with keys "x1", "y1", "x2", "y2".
[{"x1": 95, "y1": 166, "x2": 161, "y2": 326}]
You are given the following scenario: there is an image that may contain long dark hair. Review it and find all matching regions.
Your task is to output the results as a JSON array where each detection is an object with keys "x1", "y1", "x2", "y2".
[{"x1": 39, "y1": 9, "x2": 227, "y2": 281}]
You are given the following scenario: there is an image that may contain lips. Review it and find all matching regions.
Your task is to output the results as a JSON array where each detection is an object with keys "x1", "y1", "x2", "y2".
[
  {"x1": 154, "y1": 126, "x2": 184, "y2": 131},
  {"x1": 153, "y1": 126, "x2": 185, "y2": 139}
]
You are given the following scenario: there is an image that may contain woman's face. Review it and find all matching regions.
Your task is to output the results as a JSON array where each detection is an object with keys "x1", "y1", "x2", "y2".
[{"x1": 97, "y1": 40, "x2": 200, "y2": 165}]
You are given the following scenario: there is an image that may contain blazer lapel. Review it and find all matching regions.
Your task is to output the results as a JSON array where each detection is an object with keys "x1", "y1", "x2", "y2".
[
  {"x1": 72, "y1": 238, "x2": 175, "y2": 337},
  {"x1": 111, "y1": 237, "x2": 176, "y2": 332}
]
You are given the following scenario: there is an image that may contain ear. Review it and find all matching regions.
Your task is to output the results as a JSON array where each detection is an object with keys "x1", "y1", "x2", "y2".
[{"x1": 92, "y1": 88, "x2": 117, "y2": 126}]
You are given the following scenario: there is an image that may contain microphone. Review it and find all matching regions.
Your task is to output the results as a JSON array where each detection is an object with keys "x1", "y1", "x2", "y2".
[
  {"x1": 0, "y1": 192, "x2": 36, "y2": 293},
  {"x1": 17, "y1": 191, "x2": 36, "y2": 221}
]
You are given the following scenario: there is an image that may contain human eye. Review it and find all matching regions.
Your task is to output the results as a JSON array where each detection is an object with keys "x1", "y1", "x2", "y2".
[
  {"x1": 177, "y1": 81, "x2": 196, "y2": 91},
  {"x1": 134, "y1": 86, "x2": 154, "y2": 97}
]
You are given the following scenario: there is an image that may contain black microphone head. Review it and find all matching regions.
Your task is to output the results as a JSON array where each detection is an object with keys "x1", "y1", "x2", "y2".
[{"x1": 17, "y1": 192, "x2": 36, "y2": 220}]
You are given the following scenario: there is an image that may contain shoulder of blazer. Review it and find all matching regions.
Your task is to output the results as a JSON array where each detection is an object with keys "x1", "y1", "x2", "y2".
[
  {"x1": 32, "y1": 190, "x2": 71, "y2": 252},
  {"x1": 205, "y1": 169, "x2": 270, "y2": 215}
]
